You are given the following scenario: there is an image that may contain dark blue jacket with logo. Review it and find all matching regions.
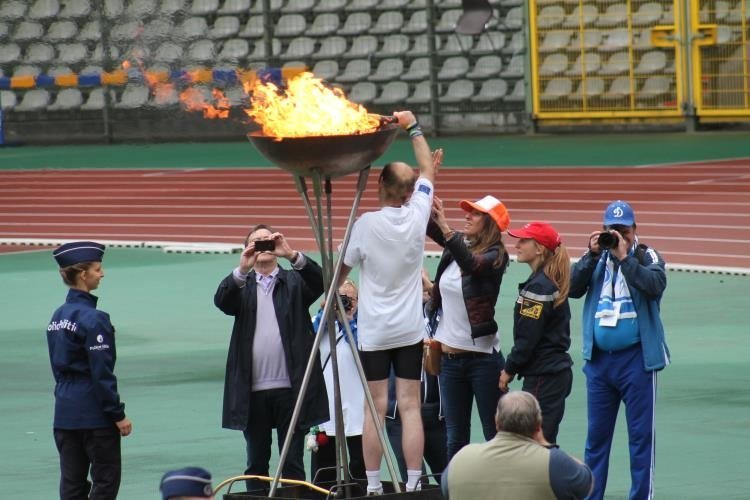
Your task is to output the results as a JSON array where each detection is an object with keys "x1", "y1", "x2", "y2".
[{"x1": 46, "y1": 289, "x2": 125, "y2": 429}]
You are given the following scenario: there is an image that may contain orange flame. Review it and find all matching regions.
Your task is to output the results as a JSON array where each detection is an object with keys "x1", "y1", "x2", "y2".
[
  {"x1": 179, "y1": 87, "x2": 230, "y2": 119},
  {"x1": 245, "y1": 72, "x2": 380, "y2": 139}
]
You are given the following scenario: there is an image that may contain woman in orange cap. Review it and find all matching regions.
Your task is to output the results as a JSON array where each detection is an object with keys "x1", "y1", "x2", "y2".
[
  {"x1": 501, "y1": 222, "x2": 573, "y2": 445},
  {"x1": 427, "y1": 195, "x2": 510, "y2": 460}
]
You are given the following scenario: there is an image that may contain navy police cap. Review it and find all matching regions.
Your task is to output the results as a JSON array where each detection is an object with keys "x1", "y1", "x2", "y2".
[
  {"x1": 160, "y1": 467, "x2": 213, "y2": 499},
  {"x1": 53, "y1": 241, "x2": 105, "y2": 268}
]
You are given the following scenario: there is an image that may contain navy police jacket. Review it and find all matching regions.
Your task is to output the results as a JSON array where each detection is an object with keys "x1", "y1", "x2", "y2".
[{"x1": 46, "y1": 289, "x2": 125, "y2": 429}]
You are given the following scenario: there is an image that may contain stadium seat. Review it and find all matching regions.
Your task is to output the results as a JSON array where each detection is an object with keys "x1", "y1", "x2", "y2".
[
  {"x1": 540, "y1": 77, "x2": 572, "y2": 101},
  {"x1": 501, "y1": 6, "x2": 523, "y2": 29},
  {"x1": 218, "y1": 0, "x2": 251, "y2": 14},
  {"x1": 601, "y1": 28, "x2": 630, "y2": 51},
  {"x1": 570, "y1": 77, "x2": 605, "y2": 100},
  {"x1": 160, "y1": 0, "x2": 186, "y2": 16},
  {"x1": 151, "y1": 84, "x2": 179, "y2": 108},
  {"x1": 275, "y1": 14, "x2": 307, "y2": 38},
  {"x1": 376, "y1": 0, "x2": 410, "y2": 9},
  {"x1": 247, "y1": 38, "x2": 281, "y2": 59},
  {"x1": 347, "y1": 0, "x2": 379, "y2": 10},
  {"x1": 281, "y1": 37, "x2": 316, "y2": 60},
  {"x1": 0, "y1": 90, "x2": 17, "y2": 110},
  {"x1": 312, "y1": 36, "x2": 347, "y2": 59},
  {"x1": 91, "y1": 43, "x2": 120, "y2": 63},
  {"x1": 569, "y1": 30, "x2": 602, "y2": 50},
  {"x1": 178, "y1": 17, "x2": 209, "y2": 40},
  {"x1": 57, "y1": 42, "x2": 88, "y2": 65},
  {"x1": 45, "y1": 20, "x2": 78, "y2": 42},
  {"x1": 467, "y1": 55, "x2": 504, "y2": 78},
  {"x1": 633, "y1": 28, "x2": 654, "y2": 48},
  {"x1": 77, "y1": 20, "x2": 101, "y2": 41},
  {"x1": 345, "y1": 35, "x2": 378, "y2": 59},
  {"x1": 111, "y1": 21, "x2": 141, "y2": 42},
  {"x1": 380, "y1": 34, "x2": 410, "y2": 57},
  {"x1": 187, "y1": 39, "x2": 216, "y2": 63},
  {"x1": 563, "y1": 4, "x2": 598, "y2": 27},
  {"x1": 634, "y1": 50, "x2": 667, "y2": 73},
  {"x1": 403, "y1": 10, "x2": 428, "y2": 34},
  {"x1": 0, "y1": 0, "x2": 27, "y2": 21},
  {"x1": 472, "y1": 31, "x2": 505, "y2": 54},
  {"x1": 602, "y1": 76, "x2": 631, "y2": 100},
  {"x1": 370, "y1": 11, "x2": 404, "y2": 34},
  {"x1": 455, "y1": 0, "x2": 496, "y2": 36},
  {"x1": 502, "y1": 30, "x2": 525, "y2": 54},
  {"x1": 442, "y1": 34, "x2": 475, "y2": 55},
  {"x1": 250, "y1": 0, "x2": 281, "y2": 11},
  {"x1": 336, "y1": 59, "x2": 371, "y2": 82},
  {"x1": 436, "y1": 9, "x2": 463, "y2": 32},
  {"x1": 500, "y1": 53, "x2": 524, "y2": 77},
  {"x1": 441, "y1": 113, "x2": 467, "y2": 129},
  {"x1": 368, "y1": 58, "x2": 403, "y2": 82},
  {"x1": 596, "y1": 4, "x2": 627, "y2": 27},
  {"x1": 58, "y1": 0, "x2": 89, "y2": 19},
  {"x1": 239, "y1": 16, "x2": 265, "y2": 38},
  {"x1": 348, "y1": 81, "x2": 377, "y2": 104},
  {"x1": 115, "y1": 84, "x2": 149, "y2": 108},
  {"x1": 14, "y1": 21, "x2": 44, "y2": 43},
  {"x1": 81, "y1": 87, "x2": 106, "y2": 110},
  {"x1": 505, "y1": 78, "x2": 525, "y2": 102},
  {"x1": 26, "y1": 42, "x2": 55, "y2": 65},
  {"x1": 536, "y1": 5, "x2": 565, "y2": 28},
  {"x1": 439, "y1": 0, "x2": 462, "y2": 7},
  {"x1": 539, "y1": 30, "x2": 572, "y2": 53},
  {"x1": 339, "y1": 13, "x2": 372, "y2": 36},
  {"x1": 406, "y1": 80, "x2": 433, "y2": 104},
  {"x1": 402, "y1": 57, "x2": 430, "y2": 81},
  {"x1": 599, "y1": 51, "x2": 630, "y2": 75},
  {"x1": 437, "y1": 56, "x2": 470, "y2": 80},
  {"x1": 539, "y1": 53, "x2": 569, "y2": 75},
  {"x1": 314, "y1": 0, "x2": 347, "y2": 12},
  {"x1": 0, "y1": 43, "x2": 21, "y2": 64},
  {"x1": 412, "y1": 34, "x2": 442, "y2": 56},
  {"x1": 125, "y1": 0, "x2": 156, "y2": 18},
  {"x1": 217, "y1": 38, "x2": 249, "y2": 61},
  {"x1": 566, "y1": 52, "x2": 601, "y2": 75},
  {"x1": 209, "y1": 17, "x2": 240, "y2": 39},
  {"x1": 440, "y1": 79, "x2": 474, "y2": 103},
  {"x1": 639, "y1": 75, "x2": 670, "y2": 97},
  {"x1": 29, "y1": 0, "x2": 60, "y2": 20},
  {"x1": 190, "y1": 0, "x2": 220, "y2": 15},
  {"x1": 307, "y1": 13, "x2": 340, "y2": 37},
  {"x1": 48, "y1": 88, "x2": 84, "y2": 110},
  {"x1": 0, "y1": 23, "x2": 9, "y2": 41},
  {"x1": 13, "y1": 65, "x2": 42, "y2": 77},
  {"x1": 633, "y1": 2, "x2": 663, "y2": 26},
  {"x1": 15, "y1": 89, "x2": 51, "y2": 111},
  {"x1": 373, "y1": 81, "x2": 408, "y2": 104},
  {"x1": 104, "y1": 0, "x2": 124, "y2": 19},
  {"x1": 471, "y1": 78, "x2": 508, "y2": 102},
  {"x1": 155, "y1": 42, "x2": 184, "y2": 63},
  {"x1": 311, "y1": 59, "x2": 339, "y2": 80}
]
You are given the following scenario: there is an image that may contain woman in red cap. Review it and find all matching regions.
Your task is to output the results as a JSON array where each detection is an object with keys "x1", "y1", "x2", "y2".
[
  {"x1": 501, "y1": 222, "x2": 573, "y2": 445},
  {"x1": 426, "y1": 195, "x2": 510, "y2": 460}
]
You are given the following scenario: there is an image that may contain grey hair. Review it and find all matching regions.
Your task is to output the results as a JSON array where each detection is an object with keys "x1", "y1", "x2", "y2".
[{"x1": 495, "y1": 391, "x2": 542, "y2": 438}]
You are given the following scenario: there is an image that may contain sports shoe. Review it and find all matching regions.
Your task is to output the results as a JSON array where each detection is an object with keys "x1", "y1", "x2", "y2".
[
  {"x1": 405, "y1": 482, "x2": 422, "y2": 492},
  {"x1": 366, "y1": 485, "x2": 384, "y2": 496}
]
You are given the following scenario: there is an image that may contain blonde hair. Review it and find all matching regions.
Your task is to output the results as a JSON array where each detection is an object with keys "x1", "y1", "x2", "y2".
[
  {"x1": 469, "y1": 213, "x2": 508, "y2": 269},
  {"x1": 541, "y1": 244, "x2": 570, "y2": 307}
]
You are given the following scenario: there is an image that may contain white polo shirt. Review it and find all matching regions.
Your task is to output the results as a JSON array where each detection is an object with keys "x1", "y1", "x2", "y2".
[{"x1": 344, "y1": 177, "x2": 433, "y2": 351}]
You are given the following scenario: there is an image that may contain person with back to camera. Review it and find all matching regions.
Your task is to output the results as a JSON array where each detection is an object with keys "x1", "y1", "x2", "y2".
[
  {"x1": 47, "y1": 241, "x2": 133, "y2": 500},
  {"x1": 500, "y1": 222, "x2": 574, "y2": 445},
  {"x1": 426, "y1": 194, "x2": 510, "y2": 461},
  {"x1": 308, "y1": 279, "x2": 366, "y2": 486},
  {"x1": 569, "y1": 200, "x2": 669, "y2": 500},
  {"x1": 214, "y1": 225, "x2": 328, "y2": 492},
  {"x1": 337, "y1": 110, "x2": 441, "y2": 495},
  {"x1": 159, "y1": 467, "x2": 213, "y2": 499},
  {"x1": 441, "y1": 391, "x2": 593, "y2": 500}
]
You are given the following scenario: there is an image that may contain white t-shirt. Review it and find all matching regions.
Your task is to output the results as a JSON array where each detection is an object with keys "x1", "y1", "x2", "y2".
[
  {"x1": 434, "y1": 261, "x2": 499, "y2": 353},
  {"x1": 344, "y1": 177, "x2": 434, "y2": 351}
]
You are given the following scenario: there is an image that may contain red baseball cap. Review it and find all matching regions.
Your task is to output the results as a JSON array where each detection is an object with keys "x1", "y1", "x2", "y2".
[
  {"x1": 459, "y1": 195, "x2": 510, "y2": 232},
  {"x1": 507, "y1": 222, "x2": 561, "y2": 252}
]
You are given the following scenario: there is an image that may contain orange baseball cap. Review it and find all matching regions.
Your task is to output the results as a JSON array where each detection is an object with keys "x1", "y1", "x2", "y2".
[{"x1": 459, "y1": 195, "x2": 510, "y2": 232}]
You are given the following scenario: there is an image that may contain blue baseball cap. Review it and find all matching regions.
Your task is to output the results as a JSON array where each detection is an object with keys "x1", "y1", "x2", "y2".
[
  {"x1": 603, "y1": 200, "x2": 635, "y2": 227},
  {"x1": 160, "y1": 467, "x2": 213, "y2": 499},
  {"x1": 53, "y1": 241, "x2": 105, "y2": 268}
]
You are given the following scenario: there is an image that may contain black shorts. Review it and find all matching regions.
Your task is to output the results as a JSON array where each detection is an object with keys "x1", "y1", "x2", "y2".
[{"x1": 359, "y1": 341, "x2": 423, "y2": 381}]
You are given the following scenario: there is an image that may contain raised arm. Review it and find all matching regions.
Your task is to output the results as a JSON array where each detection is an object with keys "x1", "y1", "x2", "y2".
[{"x1": 394, "y1": 110, "x2": 436, "y2": 184}]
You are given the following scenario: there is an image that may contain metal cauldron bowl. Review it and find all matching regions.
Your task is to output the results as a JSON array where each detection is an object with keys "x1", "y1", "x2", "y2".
[{"x1": 247, "y1": 123, "x2": 400, "y2": 178}]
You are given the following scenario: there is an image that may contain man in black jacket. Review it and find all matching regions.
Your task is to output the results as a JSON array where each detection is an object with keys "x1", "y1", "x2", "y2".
[{"x1": 214, "y1": 224, "x2": 328, "y2": 491}]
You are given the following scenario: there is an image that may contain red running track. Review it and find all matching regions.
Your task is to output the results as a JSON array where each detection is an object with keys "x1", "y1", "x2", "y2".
[{"x1": 1, "y1": 160, "x2": 749, "y2": 270}]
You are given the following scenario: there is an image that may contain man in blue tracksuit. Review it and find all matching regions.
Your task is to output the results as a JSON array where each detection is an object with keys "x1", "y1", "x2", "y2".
[{"x1": 570, "y1": 201, "x2": 669, "y2": 500}]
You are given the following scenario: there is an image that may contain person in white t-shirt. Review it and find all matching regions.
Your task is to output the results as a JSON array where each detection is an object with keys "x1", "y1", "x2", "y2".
[{"x1": 338, "y1": 110, "x2": 441, "y2": 495}]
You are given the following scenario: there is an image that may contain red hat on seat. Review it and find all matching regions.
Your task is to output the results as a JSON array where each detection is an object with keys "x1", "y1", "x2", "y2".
[{"x1": 507, "y1": 222, "x2": 561, "y2": 252}]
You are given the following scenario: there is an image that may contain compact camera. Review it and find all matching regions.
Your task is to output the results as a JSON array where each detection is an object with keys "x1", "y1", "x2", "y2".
[
  {"x1": 597, "y1": 231, "x2": 619, "y2": 250},
  {"x1": 254, "y1": 239, "x2": 276, "y2": 252}
]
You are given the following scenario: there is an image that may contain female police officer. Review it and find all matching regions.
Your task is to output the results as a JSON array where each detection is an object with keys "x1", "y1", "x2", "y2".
[{"x1": 48, "y1": 241, "x2": 132, "y2": 499}]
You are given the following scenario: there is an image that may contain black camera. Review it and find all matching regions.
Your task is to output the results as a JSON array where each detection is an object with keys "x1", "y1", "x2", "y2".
[
  {"x1": 254, "y1": 239, "x2": 275, "y2": 252},
  {"x1": 340, "y1": 295, "x2": 354, "y2": 312},
  {"x1": 597, "y1": 231, "x2": 619, "y2": 250}
]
